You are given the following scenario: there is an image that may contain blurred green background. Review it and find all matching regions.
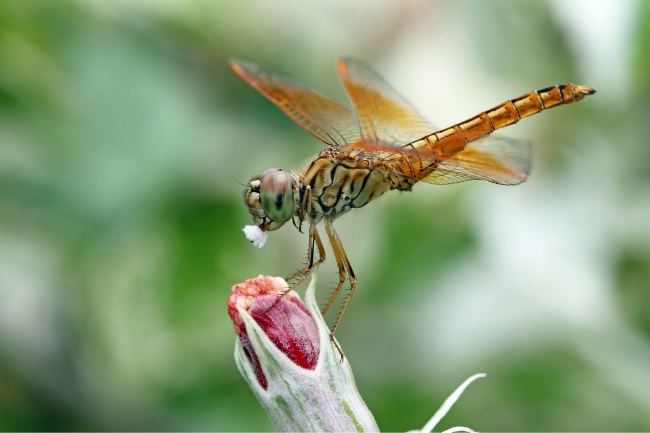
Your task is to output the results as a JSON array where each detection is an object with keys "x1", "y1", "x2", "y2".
[{"x1": 1, "y1": 0, "x2": 649, "y2": 431}]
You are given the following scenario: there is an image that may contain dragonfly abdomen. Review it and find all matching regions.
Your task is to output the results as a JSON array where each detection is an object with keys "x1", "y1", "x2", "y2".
[{"x1": 412, "y1": 84, "x2": 596, "y2": 158}]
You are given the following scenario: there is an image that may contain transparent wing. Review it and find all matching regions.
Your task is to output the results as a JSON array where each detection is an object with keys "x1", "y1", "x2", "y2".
[
  {"x1": 229, "y1": 59, "x2": 360, "y2": 147},
  {"x1": 420, "y1": 136, "x2": 532, "y2": 185},
  {"x1": 337, "y1": 58, "x2": 435, "y2": 146}
]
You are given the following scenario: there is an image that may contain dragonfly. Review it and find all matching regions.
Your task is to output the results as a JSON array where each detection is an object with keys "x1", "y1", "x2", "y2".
[{"x1": 230, "y1": 58, "x2": 595, "y2": 337}]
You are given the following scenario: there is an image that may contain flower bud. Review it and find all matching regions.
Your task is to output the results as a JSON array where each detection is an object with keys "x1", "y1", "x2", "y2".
[
  {"x1": 228, "y1": 275, "x2": 319, "y2": 389},
  {"x1": 227, "y1": 275, "x2": 379, "y2": 432}
]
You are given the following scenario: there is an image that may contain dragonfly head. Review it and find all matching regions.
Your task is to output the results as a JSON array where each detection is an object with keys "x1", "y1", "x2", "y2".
[{"x1": 244, "y1": 168, "x2": 297, "y2": 233}]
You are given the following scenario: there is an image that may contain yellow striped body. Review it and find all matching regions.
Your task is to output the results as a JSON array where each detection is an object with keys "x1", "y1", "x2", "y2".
[
  {"x1": 299, "y1": 148, "x2": 393, "y2": 221},
  {"x1": 299, "y1": 84, "x2": 595, "y2": 220}
]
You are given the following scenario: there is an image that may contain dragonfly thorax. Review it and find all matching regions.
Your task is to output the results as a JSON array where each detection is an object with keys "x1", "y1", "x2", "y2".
[
  {"x1": 300, "y1": 150, "x2": 395, "y2": 221},
  {"x1": 243, "y1": 168, "x2": 300, "y2": 233}
]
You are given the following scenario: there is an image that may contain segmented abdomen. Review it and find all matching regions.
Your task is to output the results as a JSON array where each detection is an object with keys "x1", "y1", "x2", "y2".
[{"x1": 399, "y1": 84, "x2": 595, "y2": 180}]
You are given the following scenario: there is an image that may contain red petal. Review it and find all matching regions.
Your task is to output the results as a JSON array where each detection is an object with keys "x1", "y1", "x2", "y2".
[
  {"x1": 248, "y1": 294, "x2": 319, "y2": 370},
  {"x1": 229, "y1": 276, "x2": 321, "y2": 389}
]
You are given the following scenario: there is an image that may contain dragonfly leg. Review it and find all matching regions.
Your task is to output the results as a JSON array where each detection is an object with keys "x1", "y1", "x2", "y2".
[
  {"x1": 322, "y1": 217, "x2": 356, "y2": 338},
  {"x1": 267, "y1": 221, "x2": 326, "y2": 314},
  {"x1": 285, "y1": 221, "x2": 326, "y2": 285}
]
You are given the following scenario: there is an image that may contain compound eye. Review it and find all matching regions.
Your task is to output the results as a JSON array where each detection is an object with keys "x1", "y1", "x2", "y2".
[{"x1": 259, "y1": 169, "x2": 294, "y2": 223}]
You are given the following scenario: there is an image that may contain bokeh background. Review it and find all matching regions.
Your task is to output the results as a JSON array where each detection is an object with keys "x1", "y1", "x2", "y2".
[{"x1": 1, "y1": 0, "x2": 649, "y2": 431}]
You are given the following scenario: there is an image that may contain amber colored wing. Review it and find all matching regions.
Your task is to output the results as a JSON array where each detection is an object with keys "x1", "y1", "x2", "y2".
[
  {"x1": 337, "y1": 58, "x2": 435, "y2": 146},
  {"x1": 229, "y1": 60, "x2": 360, "y2": 147},
  {"x1": 420, "y1": 136, "x2": 532, "y2": 185}
]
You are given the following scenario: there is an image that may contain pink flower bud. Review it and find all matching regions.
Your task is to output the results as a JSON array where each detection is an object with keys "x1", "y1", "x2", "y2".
[
  {"x1": 227, "y1": 275, "x2": 320, "y2": 389},
  {"x1": 228, "y1": 275, "x2": 480, "y2": 433},
  {"x1": 229, "y1": 275, "x2": 379, "y2": 431}
]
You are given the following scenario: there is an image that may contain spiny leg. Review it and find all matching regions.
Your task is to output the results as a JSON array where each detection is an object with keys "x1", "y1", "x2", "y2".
[
  {"x1": 322, "y1": 217, "x2": 356, "y2": 338},
  {"x1": 286, "y1": 185, "x2": 320, "y2": 283},
  {"x1": 286, "y1": 221, "x2": 326, "y2": 288},
  {"x1": 266, "y1": 221, "x2": 326, "y2": 313}
]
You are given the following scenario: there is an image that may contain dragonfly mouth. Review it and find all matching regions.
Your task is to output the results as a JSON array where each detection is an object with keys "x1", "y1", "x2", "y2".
[{"x1": 260, "y1": 218, "x2": 287, "y2": 232}]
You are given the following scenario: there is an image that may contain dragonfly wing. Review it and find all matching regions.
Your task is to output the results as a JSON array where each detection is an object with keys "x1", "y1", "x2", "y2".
[
  {"x1": 337, "y1": 58, "x2": 435, "y2": 146},
  {"x1": 230, "y1": 60, "x2": 360, "y2": 147},
  {"x1": 420, "y1": 136, "x2": 532, "y2": 185}
]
